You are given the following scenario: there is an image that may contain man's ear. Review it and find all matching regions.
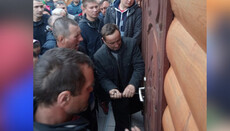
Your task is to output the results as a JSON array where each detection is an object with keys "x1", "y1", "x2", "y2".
[
  {"x1": 57, "y1": 35, "x2": 65, "y2": 47},
  {"x1": 101, "y1": 37, "x2": 106, "y2": 44},
  {"x1": 57, "y1": 91, "x2": 71, "y2": 107}
]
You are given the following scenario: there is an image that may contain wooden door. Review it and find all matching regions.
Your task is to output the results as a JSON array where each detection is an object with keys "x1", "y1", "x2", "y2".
[{"x1": 141, "y1": 0, "x2": 173, "y2": 130}]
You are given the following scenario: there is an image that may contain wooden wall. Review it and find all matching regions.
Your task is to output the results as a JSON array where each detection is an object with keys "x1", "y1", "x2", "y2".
[{"x1": 162, "y1": 0, "x2": 206, "y2": 130}]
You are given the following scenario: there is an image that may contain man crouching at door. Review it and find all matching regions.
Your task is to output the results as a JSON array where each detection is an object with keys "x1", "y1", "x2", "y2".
[{"x1": 94, "y1": 23, "x2": 145, "y2": 131}]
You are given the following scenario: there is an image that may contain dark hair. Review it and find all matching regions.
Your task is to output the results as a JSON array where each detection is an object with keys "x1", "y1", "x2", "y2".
[
  {"x1": 34, "y1": 48, "x2": 94, "y2": 106},
  {"x1": 54, "y1": 0, "x2": 66, "y2": 8},
  {"x1": 33, "y1": 39, "x2": 41, "y2": 48},
  {"x1": 101, "y1": 23, "x2": 119, "y2": 41},
  {"x1": 83, "y1": 0, "x2": 98, "y2": 8},
  {"x1": 99, "y1": 0, "x2": 110, "y2": 6},
  {"x1": 52, "y1": 17, "x2": 79, "y2": 39}
]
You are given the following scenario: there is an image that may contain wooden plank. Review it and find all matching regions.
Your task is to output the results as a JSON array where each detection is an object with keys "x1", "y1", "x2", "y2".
[
  {"x1": 166, "y1": 18, "x2": 207, "y2": 131},
  {"x1": 164, "y1": 67, "x2": 199, "y2": 131},
  {"x1": 170, "y1": 0, "x2": 206, "y2": 52},
  {"x1": 162, "y1": 106, "x2": 175, "y2": 131}
]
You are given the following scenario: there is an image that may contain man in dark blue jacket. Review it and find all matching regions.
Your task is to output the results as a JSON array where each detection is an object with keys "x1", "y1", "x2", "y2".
[
  {"x1": 41, "y1": 15, "x2": 62, "y2": 55},
  {"x1": 104, "y1": 0, "x2": 142, "y2": 45},
  {"x1": 78, "y1": 0, "x2": 104, "y2": 59},
  {"x1": 94, "y1": 23, "x2": 145, "y2": 131},
  {"x1": 33, "y1": 0, "x2": 50, "y2": 50},
  {"x1": 67, "y1": 0, "x2": 82, "y2": 16},
  {"x1": 34, "y1": 48, "x2": 94, "y2": 131}
]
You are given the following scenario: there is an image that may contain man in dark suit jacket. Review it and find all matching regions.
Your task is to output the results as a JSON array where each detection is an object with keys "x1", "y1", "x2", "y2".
[{"x1": 94, "y1": 23, "x2": 145, "y2": 131}]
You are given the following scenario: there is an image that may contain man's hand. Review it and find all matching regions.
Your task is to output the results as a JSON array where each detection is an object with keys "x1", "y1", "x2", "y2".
[
  {"x1": 125, "y1": 126, "x2": 141, "y2": 131},
  {"x1": 109, "y1": 89, "x2": 122, "y2": 99},
  {"x1": 122, "y1": 84, "x2": 135, "y2": 98}
]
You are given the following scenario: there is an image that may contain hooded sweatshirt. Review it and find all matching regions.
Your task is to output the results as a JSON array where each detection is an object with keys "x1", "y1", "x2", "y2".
[
  {"x1": 104, "y1": 0, "x2": 142, "y2": 45},
  {"x1": 67, "y1": 1, "x2": 82, "y2": 16}
]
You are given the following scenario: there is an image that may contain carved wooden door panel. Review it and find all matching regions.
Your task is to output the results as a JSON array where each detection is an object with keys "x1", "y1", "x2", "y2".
[{"x1": 141, "y1": 0, "x2": 173, "y2": 130}]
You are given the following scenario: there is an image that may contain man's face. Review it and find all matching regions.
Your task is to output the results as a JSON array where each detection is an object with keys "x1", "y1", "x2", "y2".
[
  {"x1": 33, "y1": 1, "x2": 44, "y2": 19},
  {"x1": 68, "y1": 64, "x2": 94, "y2": 113},
  {"x1": 84, "y1": 2, "x2": 100, "y2": 20},
  {"x1": 59, "y1": 24, "x2": 83, "y2": 50},
  {"x1": 100, "y1": 1, "x2": 110, "y2": 16},
  {"x1": 33, "y1": 46, "x2": 41, "y2": 56},
  {"x1": 120, "y1": 0, "x2": 135, "y2": 9},
  {"x1": 103, "y1": 30, "x2": 122, "y2": 51},
  {"x1": 56, "y1": 4, "x2": 67, "y2": 13}
]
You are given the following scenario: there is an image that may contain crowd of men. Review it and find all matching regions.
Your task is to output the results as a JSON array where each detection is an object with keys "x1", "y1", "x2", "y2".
[{"x1": 33, "y1": 0, "x2": 143, "y2": 130}]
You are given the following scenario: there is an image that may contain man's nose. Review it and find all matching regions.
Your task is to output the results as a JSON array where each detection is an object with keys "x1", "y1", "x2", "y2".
[
  {"x1": 38, "y1": 7, "x2": 43, "y2": 11},
  {"x1": 93, "y1": 7, "x2": 98, "y2": 12},
  {"x1": 79, "y1": 35, "x2": 83, "y2": 42}
]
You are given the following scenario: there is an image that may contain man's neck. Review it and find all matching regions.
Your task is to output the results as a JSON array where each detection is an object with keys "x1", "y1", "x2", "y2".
[
  {"x1": 35, "y1": 104, "x2": 72, "y2": 125},
  {"x1": 33, "y1": 16, "x2": 42, "y2": 22},
  {"x1": 118, "y1": 3, "x2": 127, "y2": 11},
  {"x1": 86, "y1": 15, "x2": 96, "y2": 22}
]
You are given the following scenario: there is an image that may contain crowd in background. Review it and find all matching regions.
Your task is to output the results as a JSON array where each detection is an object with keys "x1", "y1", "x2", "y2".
[{"x1": 33, "y1": 0, "x2": 143, "y2": 130}]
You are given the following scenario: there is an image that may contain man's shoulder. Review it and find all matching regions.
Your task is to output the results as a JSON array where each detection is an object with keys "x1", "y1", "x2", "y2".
[
  {"x1": 94, "y1": 45, "x2": 106, "y2": 58},
  {"x1": 122, "y1": 37, "x2": 137, "y2": 46},
  {"x1": 106, "y1": 5, "x2": 116, "y2": 13},
  {"x1": 78, "y1": 19, "x2": 89, "y2": 30},
  {"x1": 34, "y1": 116, "x2": 89, "y2": 131},
  {"x1": 42, "y1": 14, "x2": 50, "y2": 22}
]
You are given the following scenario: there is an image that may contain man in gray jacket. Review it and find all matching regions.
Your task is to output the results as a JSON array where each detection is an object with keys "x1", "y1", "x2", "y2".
[
  {"x1": 104, "y1": 0, "x2": 142, "y2": 45},
  {"x1": 94, "y1": 23, "x2": 144, "y2": 131}
]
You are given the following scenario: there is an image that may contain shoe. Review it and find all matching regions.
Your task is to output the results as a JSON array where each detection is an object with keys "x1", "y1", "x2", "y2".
[{"x1": 99, "y1": 102, "x2": 109, "y2": 115}]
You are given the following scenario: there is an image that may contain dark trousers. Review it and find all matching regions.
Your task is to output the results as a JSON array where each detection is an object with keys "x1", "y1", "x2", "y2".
[
  {"x1": 111, "y1": 95, "x2": 143, "y2": 131},
  {"x1": 111, "y1": 98, "x2": 131, "y2": 131}
]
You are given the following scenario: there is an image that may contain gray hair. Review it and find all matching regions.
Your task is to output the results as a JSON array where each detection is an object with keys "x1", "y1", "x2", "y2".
[
  {"x1": 53, "y1": 17, "x2": 79, "y2": 39},
  {"x1": 48, "y1": 15, "x2": 63, "y2": 27},
  {"x1": 52, "y1": 8, "x2": 66, "y2": 16}
]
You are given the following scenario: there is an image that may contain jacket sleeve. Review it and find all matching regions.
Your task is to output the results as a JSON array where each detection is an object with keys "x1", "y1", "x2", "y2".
[
  {"x1": 79, "y1": 29, "x2": 88, "y2": 55},
  {"x1": 132, "y1": 8, "x2": 142, "y2": 45},
  {"x1": 128, "y1": 42, "x2": 145, "y2": 89},
  {"x1": 104, "y1": 6, "x2": 114, "y2": 24},
  {"x1": 94, "y1": 55, "x2": 118, "y2": 93}
]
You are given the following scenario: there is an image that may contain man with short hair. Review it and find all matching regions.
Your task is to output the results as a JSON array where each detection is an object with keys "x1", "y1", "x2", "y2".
[
  {"x1": 41, "y1": 15, "x2": 63, "y2": 54},
  {"x1": 104, "y1": 0, "x2": 142, "y2": 45},
  {"x1": 94, "y1": 23, "x2": 145, "y2": 131},
  {"x1": 52, "y1": 17, "x2": 83, "y2": 50},
  {"x1": 99, "y1": 0, "x2": 110, "y2": 18},
  {"x1": 34, "y1": 48, "x2": 94, "y2": 131},
  {"x1": 55, "y1": 0, "x2": 75, "y2": 19},
  {"x1": 78, "y1": 0, "x2": 104, "y2": 59},
  {"x1": 67, "y1": 0, "x2": 82, "y2": 16},
  {"x1": 52, "y1": 8, "x2": 67, "y2": 16},
  {"x1": 33, "y1": 0, "x2": 50, "y2": 50}
]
